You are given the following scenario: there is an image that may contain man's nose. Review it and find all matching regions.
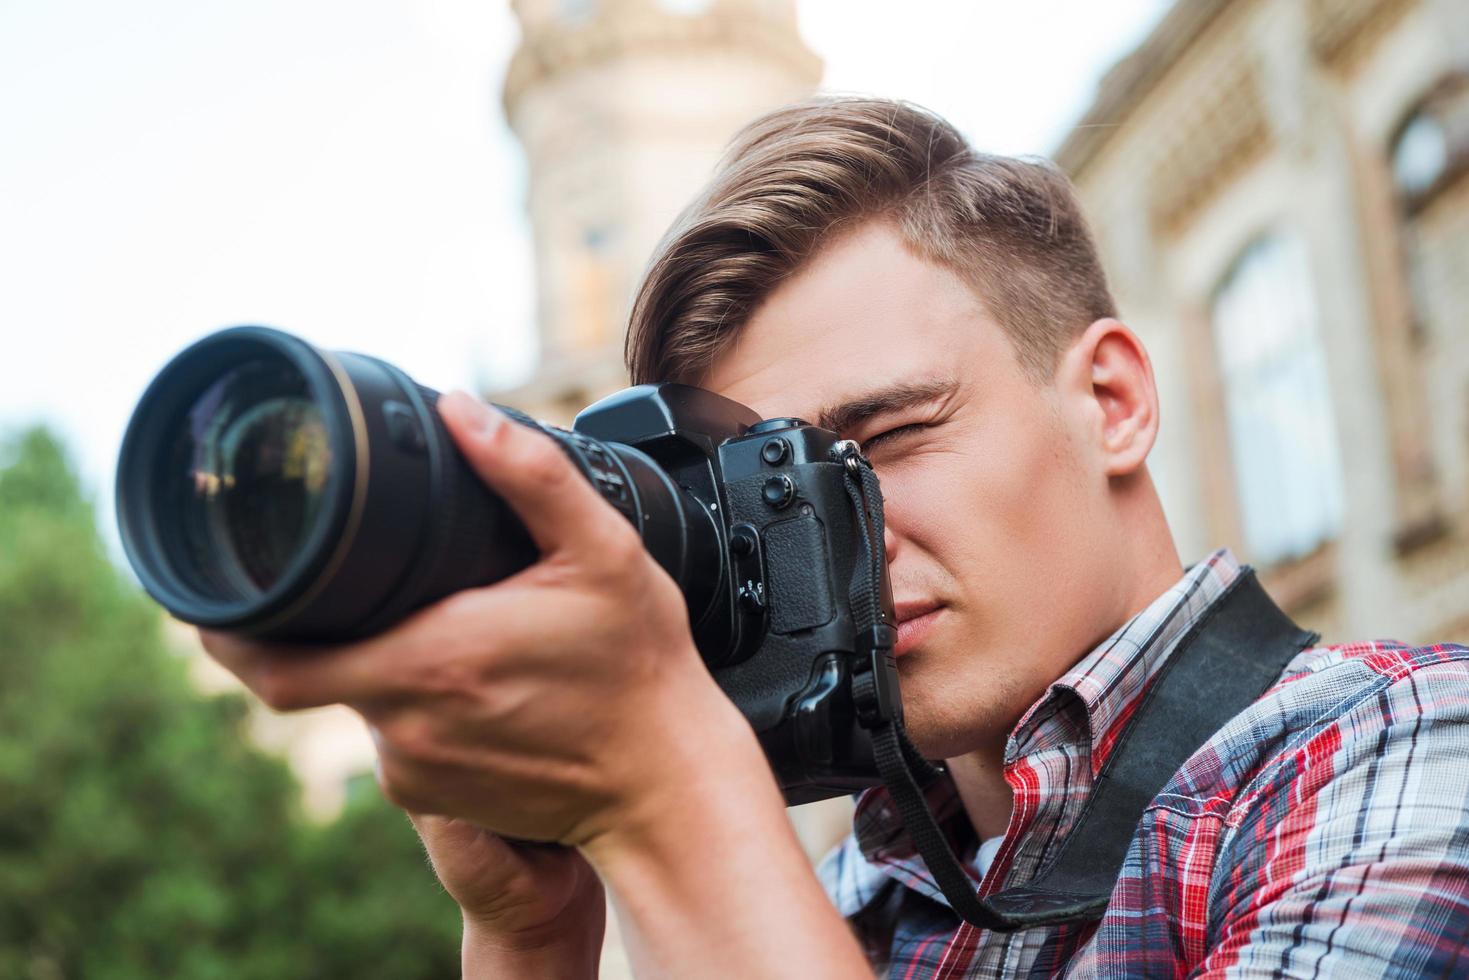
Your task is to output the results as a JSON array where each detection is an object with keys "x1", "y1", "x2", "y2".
[{"x1": 883, "y1": 522, "x2": 899, "y2": 563}]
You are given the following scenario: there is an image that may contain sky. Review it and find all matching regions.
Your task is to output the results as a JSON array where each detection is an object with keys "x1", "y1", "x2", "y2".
[{"x1": 0, "y1": 0, "x2": 1171, "y2": 556}]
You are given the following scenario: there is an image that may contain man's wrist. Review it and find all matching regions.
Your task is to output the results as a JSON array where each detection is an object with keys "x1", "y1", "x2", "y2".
[
  {"x1": 461, "y1": 914, "x2": 602, "y2": 979},
  {"x1": 578, "y1": 692, "x2": 771, "y2": 872},
  {"x1": 576, "y1": 702, "x2": 871, "y2": 979}
]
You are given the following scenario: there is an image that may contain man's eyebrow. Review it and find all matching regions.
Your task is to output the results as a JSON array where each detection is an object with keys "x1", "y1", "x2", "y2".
[{"x1": 815, "y1": 378, "x2": 960, "y2": 434}]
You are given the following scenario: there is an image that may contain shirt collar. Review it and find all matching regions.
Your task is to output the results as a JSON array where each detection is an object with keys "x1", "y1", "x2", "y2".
[{"x1": 1010, "y1": 548, "x2": 1242, "y2": 766}]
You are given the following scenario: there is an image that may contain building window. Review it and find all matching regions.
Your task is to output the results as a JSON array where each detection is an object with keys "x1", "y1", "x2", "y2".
[
  {"x1": 1389, "y1": 75, "x2": 1469, "y2": 213},
  {"x1": 1387, "y1": 76, "x2": 1469, "y2": 349},
  {"x1": 561, "y1": 0, "x2": 596, "y2": 22},
  {"x1": 1211, "y1": 234, "x2": 1344, "y2": 566},
  {"x1": 1392, "y1": 111, "x2": 1449, "y2": 198}
]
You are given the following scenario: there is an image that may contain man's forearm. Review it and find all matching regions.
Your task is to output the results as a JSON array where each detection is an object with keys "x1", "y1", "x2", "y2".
[{"x1": 581, "y1": 723, "x2": 871, "y2": 979}]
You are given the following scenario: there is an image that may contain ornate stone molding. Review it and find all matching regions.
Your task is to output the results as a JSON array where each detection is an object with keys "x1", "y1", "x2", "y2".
[
  {"x1": 1055, "y1": 0, "x2": 1237, "y2": 176},
  {"x1": 504, "y1": 9, "x2": 821, "y2": 118},
  {"x1": 1148, "y1": 58, "x2": 1273, "y2": 235},
  {"x1": 1056, "y1": 0, "x2": 1421, "y2": 176},
  {"x1": 1309, "y1": 0, "x2": 1418, "y2": 70}
]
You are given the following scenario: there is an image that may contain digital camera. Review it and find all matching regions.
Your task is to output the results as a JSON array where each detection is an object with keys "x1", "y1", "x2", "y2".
[{"x1": 117, "y1": 326, "x2": 898, "y2": 803}]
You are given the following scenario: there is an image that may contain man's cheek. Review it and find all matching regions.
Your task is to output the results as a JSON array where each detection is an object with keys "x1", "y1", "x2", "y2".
[{"x1": 888, "y1": 480, "x2": 982, "y2": 550}]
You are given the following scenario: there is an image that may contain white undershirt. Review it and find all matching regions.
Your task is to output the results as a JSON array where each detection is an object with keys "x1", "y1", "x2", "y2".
[{"x1": 974, "y1": 835, "x2": 1004, "y2": 878}]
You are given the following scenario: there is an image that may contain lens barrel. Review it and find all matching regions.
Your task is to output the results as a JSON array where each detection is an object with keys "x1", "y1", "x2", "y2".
[{"x1": 117, "y1": 326, "x2": 721, "y2": 641}]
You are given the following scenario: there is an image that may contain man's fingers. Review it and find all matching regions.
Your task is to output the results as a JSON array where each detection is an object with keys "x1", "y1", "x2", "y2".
[
  {"x1": 197, "y1": 583, "x2": 599, "y2": 713},
  {"x1": 437, "y1": 391, "x2": 636, "y2": 563},
  {"x1": 407, "y1": 813, "x2": 494, "y2": 852},
  {"x1": 199, "y1": 627, "x2": 416, "y2": 711}
]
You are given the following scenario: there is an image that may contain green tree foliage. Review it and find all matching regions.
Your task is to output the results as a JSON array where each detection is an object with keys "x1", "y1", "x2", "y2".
[{"x1": 0, "y1": 427, "x2": 461, "y2": 979}]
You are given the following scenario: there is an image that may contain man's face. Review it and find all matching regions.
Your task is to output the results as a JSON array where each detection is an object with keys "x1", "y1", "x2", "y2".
[{"x1": 703, "y1": 221, "x2": 1119, "y2": 760}]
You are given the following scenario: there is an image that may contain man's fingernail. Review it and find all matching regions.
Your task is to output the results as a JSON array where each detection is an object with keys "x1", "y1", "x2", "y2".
[{"x1": 445, "y1": 390, "x2": 501, "y2": 435}]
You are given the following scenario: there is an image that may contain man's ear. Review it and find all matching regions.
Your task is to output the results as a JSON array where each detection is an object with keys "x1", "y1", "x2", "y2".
[{"x1": 1057, "y1": 318, "x2": 1159, "y2": 478}]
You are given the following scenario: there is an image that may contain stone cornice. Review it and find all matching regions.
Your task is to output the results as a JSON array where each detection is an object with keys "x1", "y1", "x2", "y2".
[
  {"x1": 1309, "y1": 0, "x2": 1417, "y2": 69},
  {"x1": 503, "y1": 12, "x2": 822, "y2": 119},
  {"x1": 1054, "y1": 0, "x2": 1237, "y2": 176},
  {"x1": 1056, "y1": 0, "x2": 1424, "y2": 176}
]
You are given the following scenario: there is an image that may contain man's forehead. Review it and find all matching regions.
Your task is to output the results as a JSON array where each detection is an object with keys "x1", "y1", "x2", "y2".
[
  {"x1": 697, "y1": 221, "x2": 998, "y2": 422},
  {"x1": 702, "y1": 314, "x2": 967, "y2": 422}
]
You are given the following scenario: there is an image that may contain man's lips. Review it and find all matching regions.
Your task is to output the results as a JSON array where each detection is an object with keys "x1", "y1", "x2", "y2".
[{"x1": 893, "y1": 600, "x2": 944, "y2": 656}]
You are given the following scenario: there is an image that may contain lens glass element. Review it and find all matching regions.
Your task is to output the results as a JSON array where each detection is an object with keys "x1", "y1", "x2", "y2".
[{"x1": 162, "y1": 356, "x2": 333, "y2": 600}]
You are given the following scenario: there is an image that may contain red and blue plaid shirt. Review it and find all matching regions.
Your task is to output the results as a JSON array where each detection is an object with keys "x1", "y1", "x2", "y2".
[{"x1": 818, "y1": 550, "x2": 1469, "y2": 977}]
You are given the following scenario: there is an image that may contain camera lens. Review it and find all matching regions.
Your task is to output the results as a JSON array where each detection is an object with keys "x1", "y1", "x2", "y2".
[
  {"x1": 119, "y1": 326, "x2": 730, "y2": 643},
  {"x1": 162, "y1": 356, "x2": 333, "y2": 601},
  {"x1": 118, "y1": 327, "x2": 362, "y2": 635}
]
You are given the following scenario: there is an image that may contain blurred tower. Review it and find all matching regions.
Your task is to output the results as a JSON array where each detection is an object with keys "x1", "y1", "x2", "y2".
[
  {"x1": 501, "y1": 8, "x2": 829, "y2": 975},
  {"x1": 500, "y1": 0, "x2": 822, "y2": 419}
]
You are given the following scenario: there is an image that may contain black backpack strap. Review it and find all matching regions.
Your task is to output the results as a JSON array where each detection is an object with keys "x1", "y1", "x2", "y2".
[{"x1": 839, "y1": 446, "x2": 1317, "y2": 931}]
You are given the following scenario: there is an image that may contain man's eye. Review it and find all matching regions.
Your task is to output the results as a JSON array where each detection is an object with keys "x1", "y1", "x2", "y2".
[{"x1": 860, "y1": 424, "x2": 924, "y2": 453}]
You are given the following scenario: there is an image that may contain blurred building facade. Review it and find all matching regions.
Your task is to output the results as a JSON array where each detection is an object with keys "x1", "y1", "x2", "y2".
[{"x1": 1056, "y1": 0, "x2": 1469, "y2": 645}]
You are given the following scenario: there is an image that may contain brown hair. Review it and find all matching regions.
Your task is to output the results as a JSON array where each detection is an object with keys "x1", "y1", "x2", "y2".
[{"x1": 624, "y1": 96, "x2": 1116, "y2": 385}]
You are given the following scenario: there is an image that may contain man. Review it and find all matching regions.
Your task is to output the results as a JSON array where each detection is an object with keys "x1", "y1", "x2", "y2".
[{"x1": 203, "y1": 98, "x2": 1469, "y2": 977}]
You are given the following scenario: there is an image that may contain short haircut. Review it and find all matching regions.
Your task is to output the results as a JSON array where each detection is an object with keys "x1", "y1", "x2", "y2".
[{"x1": 625, "y1": 96, "x2": 1117, "y2": 386}]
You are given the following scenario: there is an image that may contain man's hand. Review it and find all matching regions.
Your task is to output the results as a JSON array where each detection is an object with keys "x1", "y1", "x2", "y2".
[
  {"x1": 408, "y1": 815, "x2": 604, "y2": 977},
  {"x1": 201, "y1": 391, "x2": 749, "y2": 848}
]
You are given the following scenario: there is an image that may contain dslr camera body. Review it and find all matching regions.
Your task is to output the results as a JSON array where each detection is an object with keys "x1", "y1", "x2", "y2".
[{"x1": 574, "y1": 384, "x2": 895, "y2": 804}]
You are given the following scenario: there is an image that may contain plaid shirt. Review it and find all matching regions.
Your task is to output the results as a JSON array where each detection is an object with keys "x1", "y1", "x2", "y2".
[{"x1": 819, "y1": 550, "x2": 1469, "y2": 977}]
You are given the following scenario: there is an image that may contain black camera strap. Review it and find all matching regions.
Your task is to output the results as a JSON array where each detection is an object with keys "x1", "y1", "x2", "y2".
[{"x1": 838, "y1": 447, "x2": 1317, "y2": 932}]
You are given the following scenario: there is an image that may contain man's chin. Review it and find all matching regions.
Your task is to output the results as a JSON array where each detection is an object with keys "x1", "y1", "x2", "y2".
[
  {"x1": 896, "y1": 701, "x2": 987, "y2": 762},
  {"x1": 896, "y1": 676, "x2": 1013, "y2": 762}
]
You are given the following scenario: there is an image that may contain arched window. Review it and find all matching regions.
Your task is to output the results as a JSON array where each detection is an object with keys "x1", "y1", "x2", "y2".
[
  {"x1": 1392, "y1": 110, "x2": 1449, "y2": 199},
  {"x1": 1211, "y1": 235, "x2": 1344, "y2": 566},
  {"x1": 1389, "y1": 76, "x2": 1469, "y2": 212},
  {"x1": 1388, "y1": 77, "x2": 1469, "y2": 346}
]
